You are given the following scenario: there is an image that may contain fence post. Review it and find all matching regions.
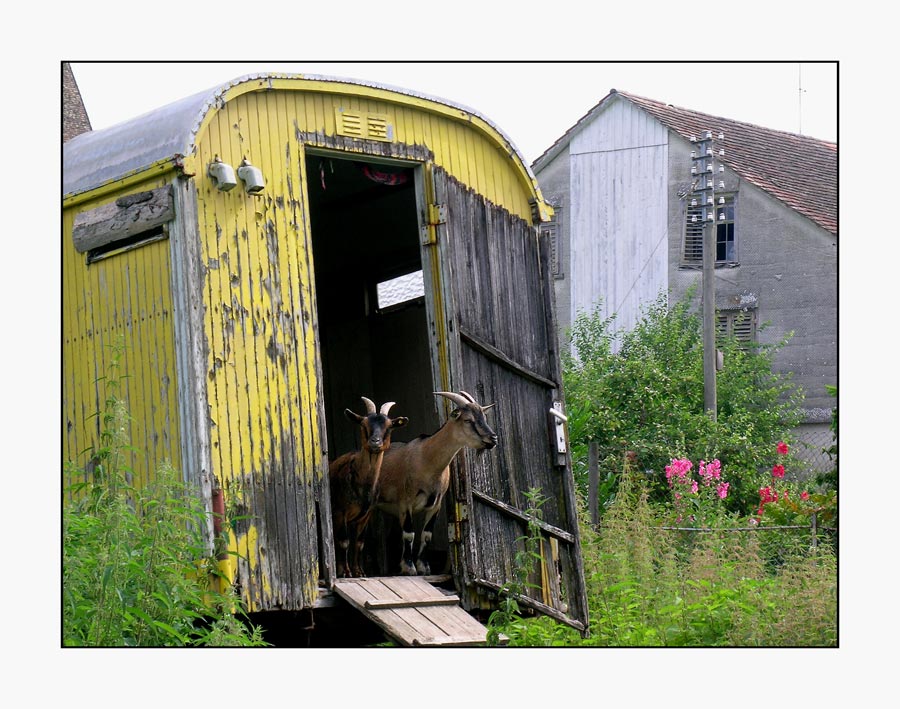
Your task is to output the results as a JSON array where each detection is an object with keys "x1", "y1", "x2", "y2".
[
  {"x1": 589, "y1": 441, "x2": 599, "y2": 526},
  {"x1": 811, "y1": 512, "x2": 818, "y2": 549}
]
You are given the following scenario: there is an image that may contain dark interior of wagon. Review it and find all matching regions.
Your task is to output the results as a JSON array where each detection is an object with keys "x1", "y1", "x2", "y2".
[{"x1": 306, "y1": 153, "x2": 448, "y2": 579}]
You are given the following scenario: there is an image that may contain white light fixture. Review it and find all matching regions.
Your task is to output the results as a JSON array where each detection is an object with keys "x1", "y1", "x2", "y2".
[
  {"x1": 237, "y1": 158, "x2": 265, "y2": 195},
  {"x1": 718, "y1": 132, "x2": 724, "y2": 140},
  {"x1": 718, "y1": 180, "x2": 725, "y2": 189},
  {"x1": 719, "y1": 197, "x2": 725, "y2": 204},
  {"x1": 208, "y1": 157, "x2": 237, "y2": 192},
  {"x1": 691, "y1": 199, "x2": 698, "y2": 206},
  {"x1": 719, "y1": 212, "x2": 726, "y2": 220}
]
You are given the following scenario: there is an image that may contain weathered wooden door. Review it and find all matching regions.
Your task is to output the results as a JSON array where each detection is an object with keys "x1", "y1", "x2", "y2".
[{"x1": 432, "y1": 167, "x2": 589, "y2": 634}]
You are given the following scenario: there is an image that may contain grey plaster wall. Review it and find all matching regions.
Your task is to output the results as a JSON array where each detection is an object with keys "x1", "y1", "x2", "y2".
[{"x1": 667, "y1": 137, "x2": 837, "y2": 419}]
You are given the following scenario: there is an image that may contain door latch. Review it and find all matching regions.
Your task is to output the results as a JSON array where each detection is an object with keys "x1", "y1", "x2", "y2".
[{"x1": 550, "y1": 403, "x2": 567, "y2": 454}]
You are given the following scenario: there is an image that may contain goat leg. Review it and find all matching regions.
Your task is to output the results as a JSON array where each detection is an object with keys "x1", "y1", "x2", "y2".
[
  {"x1": 399, "y1": 510, "x2": 418, "y2": 575},
  {"x1": 413, "y1": 508, "x2": 439, "y2": 576}
]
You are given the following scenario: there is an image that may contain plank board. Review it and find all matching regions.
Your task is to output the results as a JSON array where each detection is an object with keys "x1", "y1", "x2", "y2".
[{"x1": 332, "y1": 577, "x2": 495, "y2": 647}]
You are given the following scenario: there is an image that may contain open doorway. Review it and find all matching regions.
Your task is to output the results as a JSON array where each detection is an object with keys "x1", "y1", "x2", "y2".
[{"x1": 306, "y1": 153, "x2": 446, "y2": 577}]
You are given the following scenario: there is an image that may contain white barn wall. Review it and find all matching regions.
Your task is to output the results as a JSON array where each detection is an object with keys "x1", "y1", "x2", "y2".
[{"x1": 568, "y1": 99, "x2": 670, "y2": 342}]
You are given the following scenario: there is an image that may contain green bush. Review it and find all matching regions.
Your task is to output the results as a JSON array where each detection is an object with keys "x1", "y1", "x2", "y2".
[
  {"x1": 563, "y1": 288, "x2": 805, "y2": 515},
  {"x1": 63, "y1": 344, "x2": 266, "y2": 647}
]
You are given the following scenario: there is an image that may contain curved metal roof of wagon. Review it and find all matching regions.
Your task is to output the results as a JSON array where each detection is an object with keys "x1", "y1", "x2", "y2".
[{"x1": 63, "y1": 72, "x2": 547, "y2": 212}]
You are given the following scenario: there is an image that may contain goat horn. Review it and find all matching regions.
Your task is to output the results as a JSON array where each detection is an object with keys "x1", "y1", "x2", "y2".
[
  {"x1": 380, "y1": 401, "x2": 396, "y2": 415},
  {"x1": 434, "y1": 391, "x2": 472, "y2": 409},
  {"x1": 360, "y1": 397, "x2": 377, "y2": 414},
  {"x1": 481, "y1": 403, "x2": 495, "y2": 411},
  {"x1": 458, "y1": 390, "x2": 477, "y2": 403}
]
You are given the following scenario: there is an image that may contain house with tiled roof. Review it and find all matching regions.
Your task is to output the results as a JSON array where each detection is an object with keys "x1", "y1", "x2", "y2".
[
  {"x1": 533, "y1": 88, "x2": 836, "y2": 471},
  {"x1": 62, "y1": 62, "x2": 91, "y2": 142}
]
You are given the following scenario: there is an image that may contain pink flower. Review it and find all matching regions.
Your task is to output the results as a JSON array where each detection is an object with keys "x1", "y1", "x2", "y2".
[
  {"x1": 800, "y1": 491, "x2": 810, "y2": 501},
  {"x1": 691, "y1": 480, "x2": 699, "y2": 494},
  {"x1": 772, "y1": 464, "x2": 785, "y2": 479},
  {"x1": 777, "y1": 441, "x2": 789, "y2": 455},
  {"x1": 665, "y1": 458, "x2": 692, "y2": 484},
  {"x1": 698, "y1": 459, "x2": 722, "y2": 485},
  {"x1": 717, "y1": 482, "x2": 730, "y2": 499}
]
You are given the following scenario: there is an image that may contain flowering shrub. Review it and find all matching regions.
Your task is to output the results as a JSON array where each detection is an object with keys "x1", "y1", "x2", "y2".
[
  {"x1": 756, "y1": 442, "x2": 837, "y2": 529},
  {"x1": 664, "y1": 457, "x2": 731, "y2": 526}
]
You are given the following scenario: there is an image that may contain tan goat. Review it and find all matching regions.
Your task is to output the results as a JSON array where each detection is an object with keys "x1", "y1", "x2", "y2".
[
  {"x1": 376, "y1": 391, "x2": 498, "y2": 575},
  {"x1": 329, "y1": 397, "x2": 408, "y2": 578}
]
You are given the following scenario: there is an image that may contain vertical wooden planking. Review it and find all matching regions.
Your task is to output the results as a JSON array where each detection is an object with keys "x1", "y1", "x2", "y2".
[{"x1": 62, "y1": 178, "x2": 182, "y2": 489}]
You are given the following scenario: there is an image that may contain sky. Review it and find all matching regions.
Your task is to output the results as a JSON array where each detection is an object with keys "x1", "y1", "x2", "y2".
[{"x1": 69, "y1": 61, "x2": 838, "y2": 167}]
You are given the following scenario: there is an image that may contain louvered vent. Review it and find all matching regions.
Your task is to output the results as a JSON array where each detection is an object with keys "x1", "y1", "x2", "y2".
[
  {"x1": 717, "y1": 309, "x2": 757, "y2": 347},
  {"x1": 335, "y1": 109, "x2": 393, "y2": 142},
  {"x1": 683, "y1": 203, "x2": 704, "y2": 265}
]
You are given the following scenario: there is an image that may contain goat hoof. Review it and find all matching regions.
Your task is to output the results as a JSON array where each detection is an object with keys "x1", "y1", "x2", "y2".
[
  {"x1": 415, "y1": 561, "x2": 431, "y2": 575},
  {"x1": 399, "y1": 562, "x2": 417, "y2": 576}
]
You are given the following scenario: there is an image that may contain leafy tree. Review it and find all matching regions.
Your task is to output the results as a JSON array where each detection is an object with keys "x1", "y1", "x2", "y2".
[{"x1": 563, "y1": 288, "x2": 804, "y2": 515}]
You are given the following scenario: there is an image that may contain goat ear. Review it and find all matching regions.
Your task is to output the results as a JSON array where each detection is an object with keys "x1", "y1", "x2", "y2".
[
  {"x1": 391, "y1": 416, "x2": 409, "y2": 428},
  {"x1": 344, "y1": 408, "x2": 364, "y2": 424},
  {"x1": 449, "y1": 408, "x2": 461, "y2": 419}
]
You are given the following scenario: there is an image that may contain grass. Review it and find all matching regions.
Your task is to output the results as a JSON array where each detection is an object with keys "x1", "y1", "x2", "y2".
[{"x1": 487, "y1": 466, "x2": 837, "y2": 647}]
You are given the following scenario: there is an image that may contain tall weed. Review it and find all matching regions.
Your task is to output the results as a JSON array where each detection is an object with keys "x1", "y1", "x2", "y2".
[{"x1": 63, "y1": 344, "x2": 266, "y2": 647}]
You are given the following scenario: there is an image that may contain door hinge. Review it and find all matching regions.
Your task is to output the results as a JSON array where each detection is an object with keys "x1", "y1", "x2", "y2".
[
  {"x1": 428, "y1": 203, "x2": 447, "y2": 225},
  {"x1": 448, "y1": 503, "x2": 468, "y2": 543}
]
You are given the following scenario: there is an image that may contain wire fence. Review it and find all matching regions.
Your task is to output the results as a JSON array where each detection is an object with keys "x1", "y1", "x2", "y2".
[{"x1": 585, "y1": 441, "x2": 837, "y2": 548}]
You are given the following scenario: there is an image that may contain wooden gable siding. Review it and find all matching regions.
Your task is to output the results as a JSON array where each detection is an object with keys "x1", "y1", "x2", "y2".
[
  {"x1": 435, "y1": 168, "x2": 589, "y2": 632},
  {"x1": 569, "y1": 99, "x2": 669, "y2": 337},
  {"x1": 62, "y1": 176, "x2": 182, "y2": 491}
]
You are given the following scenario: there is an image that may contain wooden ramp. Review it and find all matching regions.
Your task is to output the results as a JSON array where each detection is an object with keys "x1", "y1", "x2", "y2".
[{"x1": 332, "y1": 576, "x2": 495, "y2": 647}]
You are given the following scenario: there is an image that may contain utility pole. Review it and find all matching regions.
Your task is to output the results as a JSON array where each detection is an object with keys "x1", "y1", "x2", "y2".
[{"x1": 689, "y1": 130, "x2": 724, "y2": 421}]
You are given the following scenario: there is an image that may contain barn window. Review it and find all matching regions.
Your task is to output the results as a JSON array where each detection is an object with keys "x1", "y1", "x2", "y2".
[
  {"x1": 376, "y1": 269, "x2": 425, "y2": 311},
  {"x1": 682, "y1": 194, "x2": 737, "y2": 267},
  {"x1": 716, "y1": 307, "x2": 757, "y2": 346},
  {"x1": 86, "y1": 225, "x2": 168, "y2": 264},
  {"x1": 72, "y1": 186, "x2": 174, "y2": 263}
]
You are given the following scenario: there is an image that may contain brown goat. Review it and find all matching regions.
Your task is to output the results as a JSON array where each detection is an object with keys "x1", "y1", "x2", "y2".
[
  {"x1": 329, "y1": 397, "x2": 408, "y2": 578},
  {"x1": 376, "y1": 391, "x2": 497, "y2": 575}
]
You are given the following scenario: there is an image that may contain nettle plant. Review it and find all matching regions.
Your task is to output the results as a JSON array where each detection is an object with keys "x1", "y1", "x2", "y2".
[{"x1": 663, "y1": 457, "x2": 732, "y2": 527}]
